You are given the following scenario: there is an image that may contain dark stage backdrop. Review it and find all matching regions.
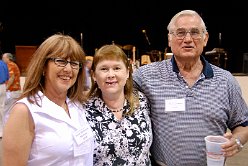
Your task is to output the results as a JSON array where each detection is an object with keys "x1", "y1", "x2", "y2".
[{"x1": 1, "y1": 1, "x2": 247, "y2": 73}]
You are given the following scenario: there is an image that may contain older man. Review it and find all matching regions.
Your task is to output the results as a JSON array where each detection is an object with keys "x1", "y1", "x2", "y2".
[{"x1": 133, "y1": 10, "x2": 248, "y2": 166}]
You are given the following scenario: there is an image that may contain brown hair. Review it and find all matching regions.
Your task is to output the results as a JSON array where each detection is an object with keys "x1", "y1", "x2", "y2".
[
  {"x1": 88, "y1": 44, "x2": 139, "y2": 115},
  {"x1": 21, "y1": 33, "x2": 86, "y2": 105}
]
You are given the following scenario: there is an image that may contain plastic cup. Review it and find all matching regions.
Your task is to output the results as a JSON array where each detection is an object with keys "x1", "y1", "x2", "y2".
[{"x1": 204, "y1": 135, "x2": 228, "y2": 166}]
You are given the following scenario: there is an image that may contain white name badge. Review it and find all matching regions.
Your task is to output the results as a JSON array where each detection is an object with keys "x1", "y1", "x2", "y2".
[
  {"x1": 73, "y1": 125, "x2": 93, "y2": 145},
  {"x1": 73, "y1": 125, "x2": 94, "y2": 156},
  {"x1": 165, "y1": 98, "x2": 185, "y2": 112}
]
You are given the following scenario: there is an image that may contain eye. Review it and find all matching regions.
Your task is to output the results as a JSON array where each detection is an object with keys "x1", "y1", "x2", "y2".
[
  {"x1": 70, "y1": 61, "x2": 80, "y2": 67},
  {"x1": 176, "y1": 30, "x2": 186, "y2": 37},
  {"x1": 114, "y1": 67, "x2": 121, "y2": 70},
  {"x1": 191, "y1": 29, "x2": 200, "y2": 35},
  {"x1": 100, "y1": 67, "x2": 108, "y2": 71},
  {"x1": 55, "y1": 59, "x2": 67, "y2": 65}
]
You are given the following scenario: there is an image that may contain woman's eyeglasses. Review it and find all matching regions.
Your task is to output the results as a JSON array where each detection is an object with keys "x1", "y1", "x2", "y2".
[{"x1": 49, "y1": 58, "x2": 82, "y2": 69}]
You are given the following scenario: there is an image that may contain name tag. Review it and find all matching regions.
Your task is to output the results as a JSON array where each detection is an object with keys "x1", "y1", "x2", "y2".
[
  {"x1": 73, "y1": 125, "x2": 93, "y2": 145},
  {"x1": 73, "y1": 125, "x2": 94, "y2": 156},
  {"x1": 165, "y1": 98, "x2": 185, "y2": 112}
]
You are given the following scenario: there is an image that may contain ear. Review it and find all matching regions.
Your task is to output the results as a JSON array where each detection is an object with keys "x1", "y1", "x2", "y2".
[
  {"x1": 203, "y1": 32, "x2": 209, "y2": 47},
  {"x1": 127, "y1": 68, "x2": 130, "y2": 80},
  {"x1": 42, "y1": 67, "x2": 47, "y2": 76},
  {"x1": 92, "y1": 72, "x2": 96, "y2": 82}
]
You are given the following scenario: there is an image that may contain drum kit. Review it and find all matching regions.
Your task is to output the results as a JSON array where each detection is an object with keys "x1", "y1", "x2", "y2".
[
  {"x1": 205, "y1": 48, "x2": 228, "y2": 69},
  {"x1": 115, "y1": 43, "x2": 170, "y2": 67}
]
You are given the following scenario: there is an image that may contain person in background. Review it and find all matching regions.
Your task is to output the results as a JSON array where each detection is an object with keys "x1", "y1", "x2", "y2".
[
  {"x1": 2, "y1": 52, "x2": 21, "y2": 119},
  {"x1": 84, "y1": 56, "x2": 93, "y2": 91},
  {"x1": 0, "y1": 57, "x2": 9, "y2": 138},
  {"x1": 2, "y1": 33, "x2": 94, "y2": 166},
  {"x1": 84, "y1": 44, "x2": 153, "y2": 165},
  {"x1": 133, "y1": 10, "x2": 248, "y2": 166}
]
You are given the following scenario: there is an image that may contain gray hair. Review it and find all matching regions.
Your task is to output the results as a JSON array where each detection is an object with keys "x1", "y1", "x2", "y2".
[
  {"x1": 5, "y1": 53, "x2": 15, "y2": 61},
  {"x1": 167, "y1": 10, "x2": 207, "y2": 33}
]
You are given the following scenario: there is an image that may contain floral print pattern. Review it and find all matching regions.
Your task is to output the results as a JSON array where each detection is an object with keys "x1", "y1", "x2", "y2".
[{"x1": 84, "y1": 92, "x2": 153, "y2": 166}]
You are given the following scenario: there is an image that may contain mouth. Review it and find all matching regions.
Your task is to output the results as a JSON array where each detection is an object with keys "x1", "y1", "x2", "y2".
[
  {"x1": 59, "y1": 75, "x2": 71, "y2": 80},
  {"x1": 182, "y1": 45, "x2": 194, "y2": 49},
  {"x1": 106, "y1": 81, "x2": 117, "y2": 86}
]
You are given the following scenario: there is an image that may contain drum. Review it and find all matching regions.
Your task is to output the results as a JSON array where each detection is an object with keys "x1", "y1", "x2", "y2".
[{"x1": 141, "y1": 55, "x2": 151, "y2": 65}]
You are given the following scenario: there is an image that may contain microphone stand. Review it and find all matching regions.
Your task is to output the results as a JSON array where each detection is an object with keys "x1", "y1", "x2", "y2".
[
  {"x1": 142, "y1": 30, "x2": 151, "y2": 46},
  {"x1": 80, "y1": 33, "x2": 83, "y2": 48}
]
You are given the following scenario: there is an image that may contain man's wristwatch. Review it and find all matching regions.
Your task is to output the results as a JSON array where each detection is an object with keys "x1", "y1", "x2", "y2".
[{"x1": 235, "y1": 137, "x2": 244, "y2": 151}]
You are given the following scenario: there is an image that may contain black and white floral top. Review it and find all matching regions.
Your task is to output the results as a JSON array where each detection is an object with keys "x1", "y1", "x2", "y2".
[{"x1": 84, "y1": 91, "x2": 153, "y2": 166}]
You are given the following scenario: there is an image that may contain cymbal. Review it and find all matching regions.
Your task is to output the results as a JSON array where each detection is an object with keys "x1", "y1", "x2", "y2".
[{"x1": 122, "y1": 44, "x2": 134, "y2": 51}]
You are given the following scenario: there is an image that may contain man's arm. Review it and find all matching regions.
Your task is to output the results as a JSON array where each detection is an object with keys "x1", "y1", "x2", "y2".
[{"x1": 6, "y1": 74, "x2": 15, "y2": 89}]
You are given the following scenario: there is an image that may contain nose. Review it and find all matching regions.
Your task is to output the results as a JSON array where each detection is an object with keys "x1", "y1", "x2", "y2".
[
  {"x1": 107, "y1": 69, "x2": 115, "y2": 78},
  {"x1": 184, "y1": 32, "x2": 193, "y2": 40},
  {"x1": 64, "y1": 62, "x2": 73, "y2": 70}
]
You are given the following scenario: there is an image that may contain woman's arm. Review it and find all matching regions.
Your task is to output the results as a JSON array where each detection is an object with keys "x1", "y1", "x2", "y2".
[{"x1": 2, "y1": 103, "x2": 35, "y2": 166}]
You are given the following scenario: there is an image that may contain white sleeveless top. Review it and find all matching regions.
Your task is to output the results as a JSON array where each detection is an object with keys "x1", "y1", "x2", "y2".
[{"x1": 16, "y1": 91, "x2": 94, "y2": 166}]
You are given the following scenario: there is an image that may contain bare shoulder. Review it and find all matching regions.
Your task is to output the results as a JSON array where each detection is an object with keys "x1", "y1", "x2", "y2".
[
  {"x1": 6, "y1": 102, "x2": 33, "y2": 126},
  {"x1": 10, "y1": 103, "x2": 30, "y2": 116}
]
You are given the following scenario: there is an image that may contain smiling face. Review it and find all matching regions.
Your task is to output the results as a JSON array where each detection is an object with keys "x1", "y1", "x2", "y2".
[
  {"x1": 44, "y1": 58, "x2": 79, "y2": 96},
  {"x1": 92, "y1": 59, "x2": 129, "y2": 98}
]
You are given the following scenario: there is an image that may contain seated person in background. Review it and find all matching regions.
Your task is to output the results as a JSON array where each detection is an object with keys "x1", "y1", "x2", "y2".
[{"x1": 84, "y1": 44, "x2": 153, "y2": 165}]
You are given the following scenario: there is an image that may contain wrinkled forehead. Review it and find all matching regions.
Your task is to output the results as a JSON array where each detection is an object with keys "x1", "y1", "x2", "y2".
[{"x1": 173, "y1": 15, "x2": 202, "y2": 29}]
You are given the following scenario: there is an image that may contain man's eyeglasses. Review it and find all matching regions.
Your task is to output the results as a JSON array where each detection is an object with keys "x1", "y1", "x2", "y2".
[
  {"x1": 49, "y1": 58, "x2": 82, "y2": 69},
  {"x1": 170, "y1": 28, "x2": 204, "y2": 40}
]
